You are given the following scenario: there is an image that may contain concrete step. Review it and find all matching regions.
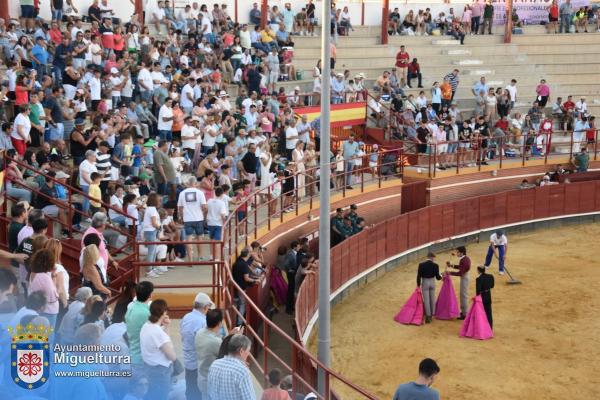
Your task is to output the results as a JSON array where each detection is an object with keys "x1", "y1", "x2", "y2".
[
  {"x1": 510, "y1": 32, "x2": 600, "y2": 45},
  {"x1": 293, "y1": 35, "x2": 381, "y2": 48}
]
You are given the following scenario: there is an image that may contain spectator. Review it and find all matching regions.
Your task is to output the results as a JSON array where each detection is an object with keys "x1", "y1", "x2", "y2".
[
  {"x1": 393, "y1": 358, "x2": 441, "y2": 400},
  {"x1": 195, "y1": 309, "x2": 227, "y2": 397},
  {"x1": 57, "y1": 286, "x2": 92, "y2": 344},
  {"x1": 207, "y1": 334, "x2": 256, "y2": 400},
  {"x1": 125, "y1": 281, "x2": 154, "y2": 369},
  {"x1": 140, "y1": 299, "x2": 177, "y2": 400}
]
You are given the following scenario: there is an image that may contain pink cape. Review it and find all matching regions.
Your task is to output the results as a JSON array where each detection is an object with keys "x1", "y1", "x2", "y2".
[
  {"x1": 270, "y1": 268, "x2": 288, "y2": 306},
  {"x1": 394, "y1": 287, "x2": 424, "y2": 326},
  {"x1": 435, "y1": 273, "x2": 460, "y2": 320},
  {"x1": 459, "y1": 295, "x2": 493, "y2": 340}
]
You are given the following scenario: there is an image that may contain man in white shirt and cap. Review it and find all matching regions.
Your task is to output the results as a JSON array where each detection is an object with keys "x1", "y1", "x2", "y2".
[{"x1": 484, "y1": 229, "x2": 508, "y2": 275}]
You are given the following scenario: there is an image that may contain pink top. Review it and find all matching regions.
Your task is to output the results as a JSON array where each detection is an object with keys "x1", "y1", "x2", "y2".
[
  {"x1": 82, "y1": 227, "x2": 109, "y2": 268},
  {"x1": 471, "y1": 3, "x2": 482, "y2": 17},
  {"x1": 536, "y1": 84, "x2": 550, "y2": 97},
  {"x1": 462, "y1": 10, "x2": 472, "y2": 22},
  {"x1": 260, "y1": 388, "x2": 291, "y2": 400},
  {"x1": 29, "y1": 272, "x2": 59, "y2": 314}
]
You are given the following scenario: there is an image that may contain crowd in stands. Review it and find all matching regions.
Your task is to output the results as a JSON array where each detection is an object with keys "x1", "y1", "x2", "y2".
[
  {"x1": 387, "y1": 1, "x2": 600, "y2": 37},
  {"x1": 378, "y1": 43, "x2": 596, "y2": 171}
]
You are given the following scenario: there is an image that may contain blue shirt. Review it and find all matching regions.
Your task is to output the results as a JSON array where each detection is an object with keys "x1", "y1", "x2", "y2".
[
  {"x1": 207, "y1": 355, "x2": 255, "y2": 400},
  {"x1": 393, "y1": 382, "x2": 440, "y2": 400},
  {"x1": 31, "y1": 44, "x2": 49, "y2": 66},
  {"x1": 180, "y1": 309, "x2": 207, "y2": 370},
  {"x1": 276, "y1": 30, "x2": 289, "y2": 42},
  {"x1": 431, "y1": 87, "x2": 441, "y2": 104},
  {"x1": 472, "y1": 81, "x2": 489, "y2": 97},
  {"x1": 132, "y1": 144, "x2": 142, "y2": 167},
  {"x1": 342, "y1": 140, "x2": 358, "y2": 160}
]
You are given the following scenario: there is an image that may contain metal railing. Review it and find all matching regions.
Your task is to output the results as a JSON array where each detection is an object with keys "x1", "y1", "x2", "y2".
[
  {"x1": 410, "y1": 128, "x2": 599, "y2": 178},
  {"x1": 1, "y1": 156, "x2": 139, "y2": 301}
]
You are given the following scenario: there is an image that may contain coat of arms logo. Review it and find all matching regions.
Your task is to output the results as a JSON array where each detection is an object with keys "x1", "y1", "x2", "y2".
[{"x1": 8, "y1": 323, "x2": 52, "y2": 390}]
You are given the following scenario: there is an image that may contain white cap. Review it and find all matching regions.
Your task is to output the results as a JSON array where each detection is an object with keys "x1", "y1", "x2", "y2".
[
  {"x1": 110, "y1": 67, "x2": 119, "y2": 74},
  {"x1": 194, "y1": 292, "x2": 215, "y2": 308},
  {"x1": 219, "y1": 90, "x2": 228, "y2": 97}
]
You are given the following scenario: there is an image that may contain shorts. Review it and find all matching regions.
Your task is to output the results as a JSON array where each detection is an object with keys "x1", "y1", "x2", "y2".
[
  {"x1": 237, "y1": 211, "x2": 247, "y2": 222},
  {"x1": 21, "y1": 5, "x2": 35, "y2": 18},
  {"x1": 549, "y1": 15, "x2": 558, "y2": 22},
  {"x1": 184, "y1": 221, "x2": 204, "y2": 237},
  {"x1": 436, "y1": 143, "x2": 448, "y2": 154},
  {"x1": 459, "y1": 142, "x2": 471, "y2": 149},
  {"x1": 269, "y1": 71, "x2": 279, "y2": 84},
  {"x1": 42, "y1": 205, "x2": 59, "y2": 218},
  {"x1": 207, "y1": 225, "x2": 222, "y2": 240}
]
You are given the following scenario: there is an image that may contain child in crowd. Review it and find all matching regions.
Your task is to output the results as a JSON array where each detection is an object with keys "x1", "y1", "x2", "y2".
[{"x1": 88, "y1": 172, "x2": 103, "y2": 214}]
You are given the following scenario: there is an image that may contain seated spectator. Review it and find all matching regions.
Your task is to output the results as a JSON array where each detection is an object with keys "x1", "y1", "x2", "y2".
[
  {"x1": 276, "y1": 23, "x2": 294, "y2": 48},
  {"x1": 407, "y1": 58, "x2": 423, "y2": 88},
  {"x1": 249, "y1": 3, "x2": 262, "y2": 25},
  {"x1": 57, "y1": 287, "x2": 93, "y2": 344}
]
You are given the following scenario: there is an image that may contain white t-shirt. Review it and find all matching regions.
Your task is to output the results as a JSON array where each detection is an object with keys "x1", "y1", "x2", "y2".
[
  {"x1": 78, "y1": 159, "x2": 97, "y2": 186},
  {"x1": 90, "y1": 43, "x2": 102, "y2": 65},
  {"x1": 137, "y1": 68, "x2": 153, "y2": 92},
  {"x1": 139, "y1": 322, "x2": 172, "y2": 367},
  {"x1": 126, "y1": 204, "x2": 139, "y2": 227},
  {"x1": 285, "y1": 126, "x2": 299, "y2": 150},
  {"x1": 202, "y1": 129, "x2": 217, "y2": 147},
  {"x1": 109, "y1": 76, "x2": 123, "y2": 97},
  {"x1": 505, "y1": 84, "x2": 517, "y2": 102},
  {"x1": 180, "y1": 84, "x2": 195, "y2": 108},
  {"x1": 108, "y1": 194, "x2": 124, "y2": 220},
  {"x1": 88, "y1": 77, "x2": 102, "y2": 101},
  {"x1": 181, "y1": 124, "x2": 200, "y2": 150},
  {"x1": 201, "y1": 17, "x2": 212, "y2": 34},
  {"x1": 142, "y1": 206, "x2": 159, "y2": 232},
  {"x1": 151, "y1": 71, "x2": 166, "y2": 89},
  {"x1": 54, "y1": 263, "x2": 69, "y2": 300},
  {"x1": 490, "y1": 233, "x2": 508, "y2": 246},
  {"x1": 206, "y1": 197, "x2": 227, "y2": 226},
  {"x1": 177, "y1": 188, "x2": 207, "y2": 222},
  {"x1": 11, "y1": 113, "x2": 31, "y2": 141},
  {"x1": 158, "y1": 105, "x2": 174, "y2": 130}
]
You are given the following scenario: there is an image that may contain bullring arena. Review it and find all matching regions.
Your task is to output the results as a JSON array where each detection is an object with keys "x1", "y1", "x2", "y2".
[
  {"x1": 1, "y1": 0, "x2": 600, "y2": 399},
  {"x1": 313, "y1": 223, "x2": 600, "y2": 400}
]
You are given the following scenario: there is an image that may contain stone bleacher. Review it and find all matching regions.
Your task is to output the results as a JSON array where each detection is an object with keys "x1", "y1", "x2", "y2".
[{"x1": 257, "y1": 24, "x2": 600, "y2": 117}]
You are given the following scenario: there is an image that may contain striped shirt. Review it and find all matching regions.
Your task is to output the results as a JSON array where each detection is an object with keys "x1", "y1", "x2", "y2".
[
  {"x1": 95, "y1": 150, "x2": 111, "y2": 181},
  {"x1": 444, "y1": 72, "x2": 460, "y2": 92}
]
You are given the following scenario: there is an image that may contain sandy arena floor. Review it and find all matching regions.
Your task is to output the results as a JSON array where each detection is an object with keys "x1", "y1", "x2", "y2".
[{"x1": 309, "y1": 223, "x2": 600, "y2": 400}]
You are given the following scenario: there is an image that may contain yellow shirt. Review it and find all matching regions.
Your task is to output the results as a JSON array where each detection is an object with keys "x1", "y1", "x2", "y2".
[
  {"x1": 89, "y1": 183, "x2": 101, "y2": 208},
  {"x1": 260, "y1": 29, "x2": 275, "y2": 43}
]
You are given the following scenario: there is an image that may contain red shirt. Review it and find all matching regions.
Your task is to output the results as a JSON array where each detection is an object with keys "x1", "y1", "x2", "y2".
[
  {"x1": 15, "y1": 85, "x2": 29, "y2": 106},
  {"x1": 49, "y1": 28, "x2": 63, "y2": 45},
  {"x1": 113, "y1": 34, "x2": 125, "y2": 51},
  {"x1": 494, "y1": 120, "x2": 509, "y2": 131},
  {"x1": 563, "y1": 100, "x2": 575, "y2": 112},
  {"x1": 408, "y1": 62, "x2": 420, "y2": 74},
  {"x1": 550, "y1": 4, "x2": 559, "y2": 18},
  {"x1": 395, "y1": 51, "x2": 409, "y2": 68}
]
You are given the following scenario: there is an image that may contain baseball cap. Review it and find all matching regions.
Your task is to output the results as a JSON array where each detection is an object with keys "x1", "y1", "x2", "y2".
[
  {"x1": 110, "y1": 67, "x2": 119, "y2": 74},
  {"x1": 194, "y1": 292, "x2": 215, "y2": 308}
]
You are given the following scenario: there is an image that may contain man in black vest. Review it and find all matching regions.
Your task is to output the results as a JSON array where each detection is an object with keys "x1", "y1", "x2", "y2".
[
  {"x1": 476, "y1": 265, "x2": 495, "y2": 328},
  {"x1": 417, "y1": 251, "x2": 442, "y2": 323}
]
